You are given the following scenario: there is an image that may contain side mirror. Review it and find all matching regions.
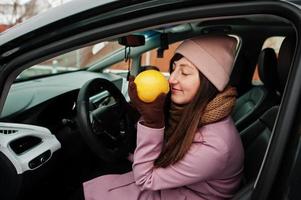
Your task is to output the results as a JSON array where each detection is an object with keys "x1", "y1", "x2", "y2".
[{"x1": 118, "y1": 35, "x2": 145, "y2": 47}]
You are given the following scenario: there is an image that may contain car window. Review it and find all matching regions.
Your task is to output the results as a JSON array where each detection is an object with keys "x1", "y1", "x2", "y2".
[
  {"x1": 141, "y1": 42, "x2": 182, "y2": 73},
  {"x1": 17, "y1": 41, "x2": 123, "y2": 81},
  {"x1": 103, "y1": 60, "x2": 130, "y2": 78}
]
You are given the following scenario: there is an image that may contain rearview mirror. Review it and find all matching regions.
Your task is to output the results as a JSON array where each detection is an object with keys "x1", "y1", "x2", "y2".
[{"x1": 118, "y1": 35, "x2": 145, "y2": 47}]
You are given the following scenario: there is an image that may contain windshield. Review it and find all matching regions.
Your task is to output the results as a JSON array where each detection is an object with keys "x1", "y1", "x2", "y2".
[{"x1": 17, "y1": 41, "x2": 124, "y2": 81}]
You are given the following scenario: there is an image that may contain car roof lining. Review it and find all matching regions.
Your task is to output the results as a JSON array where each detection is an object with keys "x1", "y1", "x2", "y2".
[{"x1": 87, "y1": 13, "x2": 293, "y2": 72}]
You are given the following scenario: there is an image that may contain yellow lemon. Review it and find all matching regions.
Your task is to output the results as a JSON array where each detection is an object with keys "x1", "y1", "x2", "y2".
[{"x1": 134, "y1": 70, "x2": 170, "y2": 103}]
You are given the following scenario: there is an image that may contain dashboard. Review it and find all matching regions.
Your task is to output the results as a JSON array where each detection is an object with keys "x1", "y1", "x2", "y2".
[
  {"x1": 1, "y1": 71, "x2": 126, "y2": 119},
  {"x1": 0, "y1": 70, "x2": 128, "y2": 200},
  {"x1": 0, "y1": 71, "x2": 127, "y2": 130}
]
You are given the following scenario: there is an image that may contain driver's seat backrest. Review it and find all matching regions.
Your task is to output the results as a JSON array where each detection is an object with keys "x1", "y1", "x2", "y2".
[{"x1": 232, "y1": 48, "x2": 280, "y2": 132}]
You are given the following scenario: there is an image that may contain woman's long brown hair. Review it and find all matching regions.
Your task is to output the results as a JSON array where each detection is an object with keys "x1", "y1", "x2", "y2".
[{"x1": 154, "y1": 53, "x2": 218, "y2": 168}]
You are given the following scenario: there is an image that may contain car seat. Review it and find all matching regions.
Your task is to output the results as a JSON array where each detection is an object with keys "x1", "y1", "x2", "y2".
[
  {"x1": 232, "y1": 35, "x2": 296, "y2": 199},
  {"x1": 232, "y1": 48, "x2": 280, "y2": 132}
]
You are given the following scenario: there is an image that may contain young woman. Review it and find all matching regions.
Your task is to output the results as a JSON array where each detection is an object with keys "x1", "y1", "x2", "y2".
[{"x1": 83, "y1": 35, "x2": 244, "y2": 200}]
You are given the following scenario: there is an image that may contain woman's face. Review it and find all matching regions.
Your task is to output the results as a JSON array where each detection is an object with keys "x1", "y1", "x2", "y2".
[{"x1": 169, "y1": 57, "x2": 201, "y2": 105}]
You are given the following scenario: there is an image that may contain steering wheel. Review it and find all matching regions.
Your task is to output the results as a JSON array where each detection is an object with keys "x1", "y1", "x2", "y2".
[{"x1": 76, "y1": 78, "x2": 136, "y2": 163}]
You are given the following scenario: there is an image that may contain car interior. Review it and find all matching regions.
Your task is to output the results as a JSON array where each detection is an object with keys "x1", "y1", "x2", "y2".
[{"x1": 0, "y1": 11, "x2": 297, "y2": 200}]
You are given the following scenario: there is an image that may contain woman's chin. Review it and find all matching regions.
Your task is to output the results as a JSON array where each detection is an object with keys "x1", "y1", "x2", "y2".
[{"x1": 171, "y1": 96, "x2": 187, "y2": 105}]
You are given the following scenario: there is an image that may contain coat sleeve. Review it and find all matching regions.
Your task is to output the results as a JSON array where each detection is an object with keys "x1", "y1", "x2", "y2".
[{"x1": 132, "y1": 122, "x2": 229, "y2": 191}]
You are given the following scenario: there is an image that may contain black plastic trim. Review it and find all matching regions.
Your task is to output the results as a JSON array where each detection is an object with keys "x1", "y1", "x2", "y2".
[
  {"x1": 0, "y1": 151, "x2": 22, "y2": 200},
  {"x1": 0, "y1": 2, "x2": 300, "y2": 200}
]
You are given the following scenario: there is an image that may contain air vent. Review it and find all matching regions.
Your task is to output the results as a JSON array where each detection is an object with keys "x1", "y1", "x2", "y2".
[
  {"x1": 0, "y1": 129, "x2": 18, "y2": 134},
  {"x1": 10, "y1": 136, "x2": 41, "y2": 155}
]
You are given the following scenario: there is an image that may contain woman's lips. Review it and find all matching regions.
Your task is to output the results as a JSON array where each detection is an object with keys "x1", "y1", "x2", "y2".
[{"x1": 171, "y1": 88, "x2": 182, "y2": 94}]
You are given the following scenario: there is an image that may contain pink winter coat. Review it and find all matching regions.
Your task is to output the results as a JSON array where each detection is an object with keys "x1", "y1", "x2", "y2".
[{"x1": 83, "y1": 117, "x2": 244, "y2": 200}]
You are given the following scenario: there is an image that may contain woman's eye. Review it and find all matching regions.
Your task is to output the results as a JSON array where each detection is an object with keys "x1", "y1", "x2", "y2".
[{"x1": 171, "y1": 65, "x2": 176, "y2": 72}]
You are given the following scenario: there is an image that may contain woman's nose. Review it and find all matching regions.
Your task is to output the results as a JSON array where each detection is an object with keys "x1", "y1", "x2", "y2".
[{"x1": 169, "y1": 71, "x2": 178, "y2": 84}]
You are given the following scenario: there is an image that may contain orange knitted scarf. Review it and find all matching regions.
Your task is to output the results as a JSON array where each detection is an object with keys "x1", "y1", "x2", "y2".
[{"x1": 167, "y1": 86, "x2": 237, "y2": 132}]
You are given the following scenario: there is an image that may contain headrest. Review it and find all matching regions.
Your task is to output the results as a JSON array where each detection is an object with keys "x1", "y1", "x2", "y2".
[
  {"x1": 258, "y1": 48, "x2": 279, "y2": 92},
  {"x1": 277, "y1": 36, "x2": 296, "y2": 93}
]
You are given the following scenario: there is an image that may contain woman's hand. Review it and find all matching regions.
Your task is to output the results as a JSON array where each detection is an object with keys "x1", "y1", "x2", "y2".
[{"x1": 128, "y1": 76, "x2": 166, "y2": 128}]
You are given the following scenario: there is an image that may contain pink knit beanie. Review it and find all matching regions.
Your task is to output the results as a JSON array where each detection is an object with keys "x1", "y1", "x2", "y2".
[{"x1": 175, "y1": 35, "x2": 237, "y2": 91}]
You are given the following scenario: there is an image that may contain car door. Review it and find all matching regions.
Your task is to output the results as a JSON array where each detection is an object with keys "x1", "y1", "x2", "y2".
[{"x1": 1, "y1": 1, "x2": 301, "y2": 200}]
